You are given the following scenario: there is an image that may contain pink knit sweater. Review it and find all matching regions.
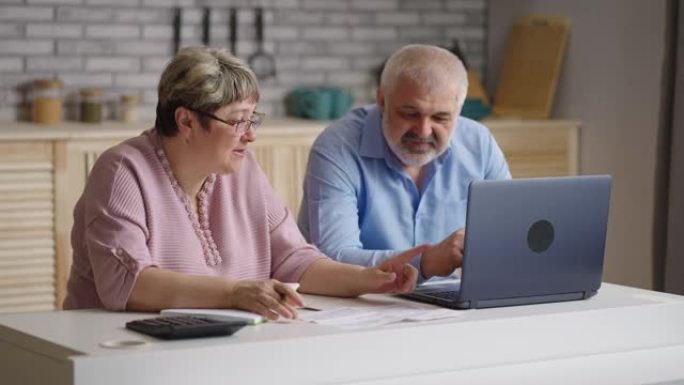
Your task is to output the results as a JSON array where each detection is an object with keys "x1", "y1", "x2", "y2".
[{"x1": 64, "y1": 129, "x2": 325, "y2": 310}]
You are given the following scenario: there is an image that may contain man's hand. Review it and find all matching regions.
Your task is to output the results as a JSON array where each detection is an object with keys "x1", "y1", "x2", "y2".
[
  {"x1": 420, "y1": 228, "x2": 466, "y2": 279},
  {"x1": 356, "y1": 244, "x2": 430, "y2": 295}
]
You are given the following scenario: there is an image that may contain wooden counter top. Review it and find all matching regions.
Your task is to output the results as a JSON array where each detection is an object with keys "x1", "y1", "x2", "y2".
[{"x1": 0, "y1": 118, "x2": 331, "y2": 141}]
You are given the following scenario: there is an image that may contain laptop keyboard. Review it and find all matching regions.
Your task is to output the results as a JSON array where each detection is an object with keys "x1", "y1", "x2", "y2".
[{"x1": 424, "y1": 290, "x2": 460, "y2": 300}]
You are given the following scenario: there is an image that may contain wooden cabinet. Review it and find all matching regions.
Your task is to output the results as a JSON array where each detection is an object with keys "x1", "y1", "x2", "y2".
[
  {"x1": 486, "y1": 119, "x2": 579, "y2": 177},
  {"x1": 0, "y1": 118, "x2": 578, "y2": 313}
]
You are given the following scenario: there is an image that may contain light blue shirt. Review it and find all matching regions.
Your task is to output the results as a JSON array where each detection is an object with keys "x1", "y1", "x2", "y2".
[{"x1": 298, "y1": 105, "x2": 511, "y2": 280}]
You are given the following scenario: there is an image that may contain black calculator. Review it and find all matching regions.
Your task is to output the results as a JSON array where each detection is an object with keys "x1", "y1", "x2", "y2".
[{"x1": 125, "y1": 316, "x2": 247, "y2": 340}]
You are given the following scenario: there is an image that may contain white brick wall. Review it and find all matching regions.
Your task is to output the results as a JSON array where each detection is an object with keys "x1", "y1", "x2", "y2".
[
  {"x1": 85, "y1": 25, "x2": 141, "y2": 39},
  {"x1": 351, "y1": 27, "x2": 398, "y2": 41},
  {"x1": 422, "y1": 13, "x2": 468, "y2": 25},
  {"x1": 142, "y1": 57, "x2": 171, "y2": 72},
  {"x1": 59, "y1": 73, "x2": 113, "y2": 87},
  {"x1": 446, "y1": 0, "x2": 487, "y2": 11},
  {"x1": 0, "y1": 40, "x2": 53, "y2": 55},
  {"x1": 301, "y1": 27, "x2": 348, "y2": 41},
  {"x1": 86, "y1": 0, "x2": 139, "y2": 6},
  {"x1": 0, "y1": 23, "x2": 23, "y2": 37},
  {"x1": 400, "y1": 0, "x2": 442, "y2": 11},
  {"x1": 56, "y1": 7, "x2": 113, "y2": 22},
  {"x1": 301, "y1": 57, "x2": 350, "y2": 71},
  {"x1": 0, "y1": 0, "x2": 488, "y2": 120},
  {"x1": 86, "y1": 57, "x2": 141, "y2": 72},
  {"x1": 301, "y1": 0, "x2": 348, "y2": 11},
  {"x1": 28, "y1": 0, "x2": 81, "y2": 4},
  {"x1": 0, "y1": 58, "x2": 22, "y2": 72},
  {"x1": 351, "y1": 0, "x2": 398, "y2": 11},
  {"x1": 376, "y1": 13, "x2": 421, "y2": 26},
  {"x1": 26, "y1": 56, "x2": 82, "y2": 71},
  {"x1": 27, "y1": 23, "x2": 82, "y2": 38},
  {"x1": 113, "y1": 73, "x2": 158, "y2": 88},
  {"x1": 0, "y1": 6, "x2": 53, "y2": 21}
]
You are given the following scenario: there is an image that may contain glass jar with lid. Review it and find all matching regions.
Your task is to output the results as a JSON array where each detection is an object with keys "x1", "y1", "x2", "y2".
[
  {"x1": 80, "y1": 88, "x2": 103, "y2": 123},
  {"x1": 31, "y1": 78, "x2": 63, "y2": 124},
  {"x1": 119, "y1": 93, "x2": 140, "y2": 124}
]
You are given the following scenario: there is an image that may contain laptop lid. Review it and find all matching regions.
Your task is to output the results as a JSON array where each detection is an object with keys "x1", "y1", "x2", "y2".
[
  {"x1": 404, "y1": 175, "x2": 612, "y2": 309},
  {"x1": 459, "y1": 175, "x2": 612, "y2": 308}
]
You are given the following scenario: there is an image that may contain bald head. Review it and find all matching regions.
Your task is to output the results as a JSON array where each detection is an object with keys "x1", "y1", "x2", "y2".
[{"x1": 379, "y1": 44, "x2": 468, "y2": 108}]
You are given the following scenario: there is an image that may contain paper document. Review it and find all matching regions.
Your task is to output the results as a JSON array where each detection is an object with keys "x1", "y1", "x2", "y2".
[
  {"x1": 300, "y1": 304, "x2": 463, "y2": 330},
  {"x1": 160, "y1": 283, "x2": 300, "y2": 325},
  {"x1": 160, "y1": 308, "x2": 265, "y2": 325}
]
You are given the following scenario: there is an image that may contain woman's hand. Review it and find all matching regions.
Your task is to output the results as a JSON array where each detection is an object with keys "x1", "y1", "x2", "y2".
[
  {"x1": 357, "y1": 244, "x2": 430, "y2": 295},
  {"x1": 227, "y1": 279, "x2": 304, "y2": 320}
]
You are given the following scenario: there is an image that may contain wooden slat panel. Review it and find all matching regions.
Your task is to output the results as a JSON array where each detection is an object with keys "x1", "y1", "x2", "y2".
[
  {"x1": 0, "y1": 276, "x2": 54, "y2": 288},
  {"x1": 0, "y1": 218, "x2": 53, "y2": 230},
  {"x1": 0, "y1": 285, "x2": 54, "y2": 297},
  {"x1": 0, "y1": 303, "x2": 55, "y2": 313},
  {"x1": 0, "y1": 161, "x2": 52, "y2": 172},
  {"x1": 0, "y1": 190, "x2": 52, "y2": 203},
  {"x1": 0, "y1": 209, "x2": 53, "y2": 220},
  {"x1": 0, "y1": 201, "x2": 52, "y2": 212},
  {"x1": 0, "y1": 238, "x2": 54, "y2": 250},
  {"x1": 0, "y1": 142, "x2": 52, "y2": 164},
  {"x1": 0, "y1": 262, "x2": 54, "y2": 273},
  {"x1": 0, "y1": 141, "x2": 56, "y2": 313},
  {"x1": 0, "y1": 229, "x2": 53, "y2": 241},
  {"x1": 0, "y1": 170, "x2": 52, "y2": 183},
  {"x1": 0, "y1": 294, "x2": 55, "y2": 307},
  {"x1": 0, "y1": 257, "x2": 54, "y2": 268},
  {"x1": 0, "y1": 182, "x2": 52, "y2": 192}
]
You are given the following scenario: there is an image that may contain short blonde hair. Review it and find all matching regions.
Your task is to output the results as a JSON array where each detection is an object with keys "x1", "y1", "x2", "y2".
[
  {"x1": 155, "y1": 46, "x2": 259, "y2": 136},
  {"x1": 380, "y1": 44, "x2": 468, "y2": 108}
]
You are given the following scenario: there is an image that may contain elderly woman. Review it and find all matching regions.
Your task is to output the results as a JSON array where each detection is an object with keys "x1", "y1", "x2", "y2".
[{"x1": 63, "y1": 47, "x2": 425, "y2": 320}]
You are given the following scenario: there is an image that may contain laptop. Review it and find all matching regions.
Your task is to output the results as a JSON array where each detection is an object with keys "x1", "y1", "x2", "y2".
[{"x1": 403, "y1": 175, "x2": 612, "y2": 309}]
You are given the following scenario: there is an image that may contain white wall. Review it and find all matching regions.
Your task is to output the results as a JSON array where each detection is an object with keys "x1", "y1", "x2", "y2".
[{"x1": 487, "y1": 0, "x2": 669, "y2": 289}]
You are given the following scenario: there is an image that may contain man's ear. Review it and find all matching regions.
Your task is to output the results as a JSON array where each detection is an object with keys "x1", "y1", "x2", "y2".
[{"x1": 376, "y1": 87, "x2": 386, "y2": 115}]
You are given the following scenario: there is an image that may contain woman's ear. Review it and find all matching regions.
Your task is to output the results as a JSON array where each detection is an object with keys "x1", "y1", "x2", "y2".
[{"x1": 174, "y1": 106, "x2": 193, "y2": 140}]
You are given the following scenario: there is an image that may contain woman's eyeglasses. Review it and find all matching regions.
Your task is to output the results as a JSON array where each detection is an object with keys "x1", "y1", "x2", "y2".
[{"x1": 187, "y1": 107, "x2": 265, "y2": 136}]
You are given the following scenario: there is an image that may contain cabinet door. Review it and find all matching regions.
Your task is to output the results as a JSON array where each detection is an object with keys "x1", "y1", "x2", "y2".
[
  {"x1": 54, "y1": 138, "x2": 130, "y2": 308},
  {"x1": 250, "y1": 129, "x2": 319, "y2": 215},
  {"x1": 0, "y1": 142, "x2": 55, "y2": 313},
  {"x1": 488, "y1": 120, "x2": 579, "y2": 177}
]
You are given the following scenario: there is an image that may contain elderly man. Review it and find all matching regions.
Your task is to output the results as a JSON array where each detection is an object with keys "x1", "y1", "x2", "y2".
[{"x1": 298, "y1": 44, "x2": 511, "y2": 281}]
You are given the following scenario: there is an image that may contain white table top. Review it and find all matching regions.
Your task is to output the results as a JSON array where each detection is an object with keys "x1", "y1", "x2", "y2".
[{"x1": 2, "y1": 283, "x2": 684, "y2": 385}]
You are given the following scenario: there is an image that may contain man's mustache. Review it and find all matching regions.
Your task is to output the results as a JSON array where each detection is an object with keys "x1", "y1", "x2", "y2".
[{"x1": 401, "y1": 132, "x2": 436, "y2": 144}]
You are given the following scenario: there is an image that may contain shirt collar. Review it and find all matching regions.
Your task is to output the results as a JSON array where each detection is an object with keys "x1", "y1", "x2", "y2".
[{"x1": 359, "y1": 105, "x2": 386, "y2": 159}]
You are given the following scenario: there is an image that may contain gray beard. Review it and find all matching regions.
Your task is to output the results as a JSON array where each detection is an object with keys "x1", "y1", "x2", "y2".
[{"x1": 382, "y1": 126, "x2": 437, "y2": 167}]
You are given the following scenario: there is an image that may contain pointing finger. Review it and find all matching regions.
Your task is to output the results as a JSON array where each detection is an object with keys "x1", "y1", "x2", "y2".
[{"x1": 388, "y1": 244, "x2": 431, "y2": 265}]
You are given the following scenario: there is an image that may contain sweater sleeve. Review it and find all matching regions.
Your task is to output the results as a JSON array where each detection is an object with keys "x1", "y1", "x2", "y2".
[
  {"x1": 82, "y1": 153, "x2": 155, "y2": 311},
  {"x1": 256, "y1": 166, "x2": 327, "y2": 283}
]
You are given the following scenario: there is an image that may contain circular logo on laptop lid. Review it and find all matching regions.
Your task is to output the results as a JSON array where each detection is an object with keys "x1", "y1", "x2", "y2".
[{"x1": 527, "y1": 219, "x2": 554, "y2": 253}]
